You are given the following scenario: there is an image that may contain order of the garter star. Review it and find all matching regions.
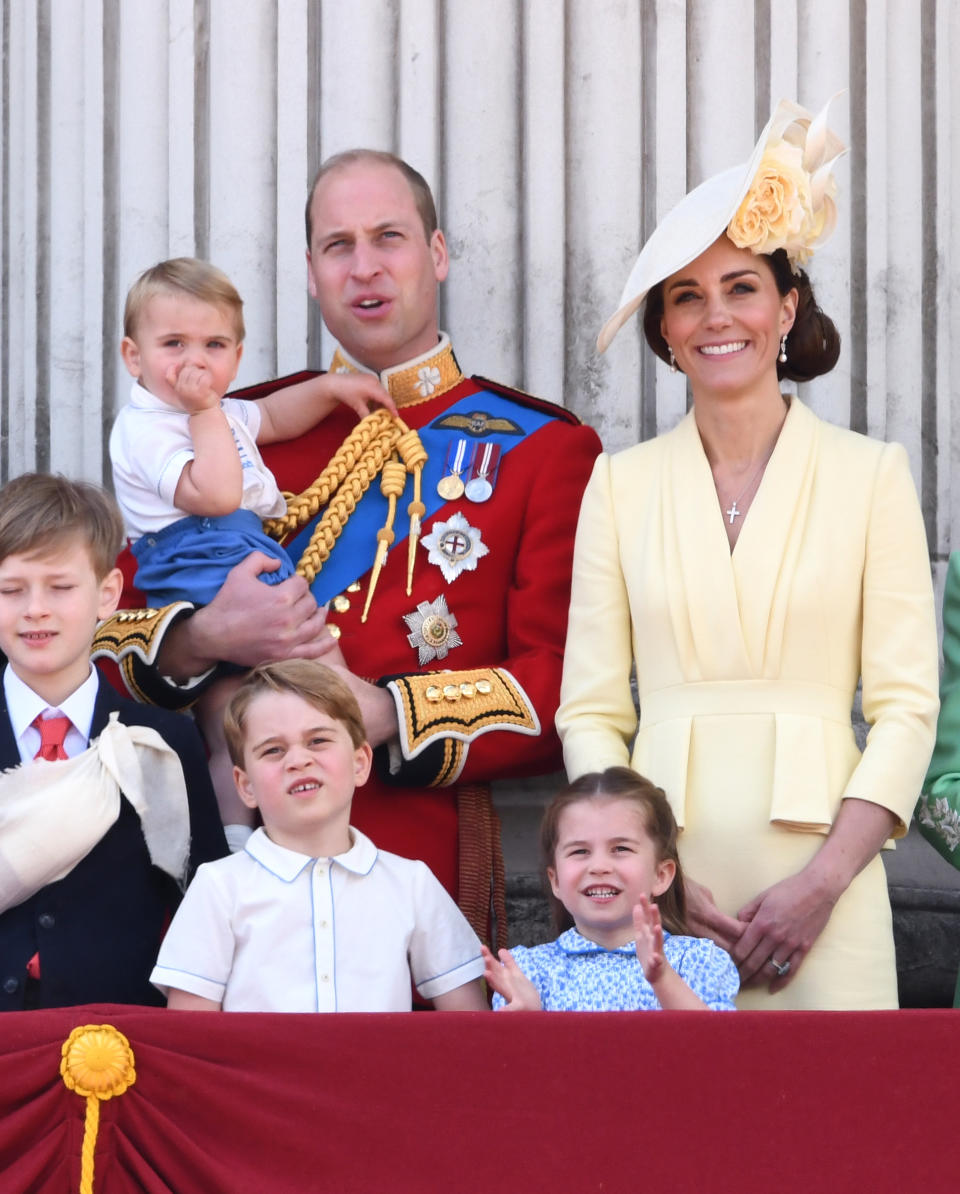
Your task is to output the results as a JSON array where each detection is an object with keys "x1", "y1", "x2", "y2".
[{"x1": 421, "y1": 512, "x2": 489, "y2": 584}]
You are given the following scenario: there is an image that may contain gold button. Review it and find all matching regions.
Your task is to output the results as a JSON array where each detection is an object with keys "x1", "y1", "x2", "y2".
[
  {"x1": 459, "y1": 682, "x2": 475, "y2": 698},
  {"x1": 426, "y1": 685, "x2": 442, "y2": 702},
  {"x1": 476, "y1": 679, "x2": 493, "y2": 694},
  {"x1": 332, "y1": 595, "x2": 351, "y2": 613},
  {"x1": 326, "y1": 623, "x2": 342, "y2": 640},
  {"x1": 346, "y1": 581, "x2": 362, "y2": 593},
  {"x1": 442, "y1": 684, "x2": 461, "y2": 701}
]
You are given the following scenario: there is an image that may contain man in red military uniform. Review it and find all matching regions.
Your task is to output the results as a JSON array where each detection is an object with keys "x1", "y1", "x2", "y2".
[{"x1": 94, "y1": 151, "x2": 601, "y2": 942}]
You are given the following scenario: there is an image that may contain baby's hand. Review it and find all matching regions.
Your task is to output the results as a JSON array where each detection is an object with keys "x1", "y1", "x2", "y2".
[
  {"x1": 633, "y1": 895, "x2": 667, "y2": 985},
  {"x1": 169, "y1": 363, "x2": 221, "y2": 412},
  {"x1": 481, "y1": 945, "x2": 542, "y2": 1011},
  {"x1": 315, "y1": 373, "x2": 398, "y2": 420}
]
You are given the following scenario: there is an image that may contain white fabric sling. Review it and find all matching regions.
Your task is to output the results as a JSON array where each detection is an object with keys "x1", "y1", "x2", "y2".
[{"x1": 0, "y1": 712, "x2": 191, "y2": 915}]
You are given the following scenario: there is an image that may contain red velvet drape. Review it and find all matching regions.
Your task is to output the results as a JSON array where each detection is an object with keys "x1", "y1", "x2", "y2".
[{"x1": 0, "y1": 1007, "x2": 952, "y2": 1193}]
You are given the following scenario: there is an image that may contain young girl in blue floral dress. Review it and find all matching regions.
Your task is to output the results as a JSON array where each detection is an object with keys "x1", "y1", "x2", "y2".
[{"x1": 484, "y1": 768, "x2": 739, "y2": 1010}]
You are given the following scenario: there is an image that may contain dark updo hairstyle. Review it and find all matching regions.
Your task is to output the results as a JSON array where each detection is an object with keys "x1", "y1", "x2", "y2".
[
  {"x1": 642, "y1": 246, "x2": 841, "y2": 384},
  {"x1": 541, "y1": 766, "x2": 688, "y2": 937}
]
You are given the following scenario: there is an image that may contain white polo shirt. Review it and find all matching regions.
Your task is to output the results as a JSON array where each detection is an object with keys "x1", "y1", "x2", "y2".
[
  {"x1": 151, "y1": 827, "x2": 483, "y2": 1011},
  {"x1": 110, "y1": 381, "x2": 287, "y2": 538}
]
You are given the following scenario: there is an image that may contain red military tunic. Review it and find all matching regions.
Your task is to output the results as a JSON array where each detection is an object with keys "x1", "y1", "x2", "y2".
[{"x1": 94, "y1": 336, "x2": 601, "y2": 941}]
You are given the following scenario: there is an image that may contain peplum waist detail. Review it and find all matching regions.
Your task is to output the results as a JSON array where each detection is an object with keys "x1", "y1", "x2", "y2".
[
  {"x1": 633, "y1": 680, "x2": 858, "y2": 836},
  {"x1": 640, "y1": 679, "x2": 852, "y2": 727}
]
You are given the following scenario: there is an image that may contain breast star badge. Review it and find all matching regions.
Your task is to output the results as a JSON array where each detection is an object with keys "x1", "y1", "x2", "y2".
[
  {"x1": 421, "y1": 512, "x2": 489, "y2": 583},
  {"x1": 404, "y1": 595, "x2": 463, "y2": 665}
]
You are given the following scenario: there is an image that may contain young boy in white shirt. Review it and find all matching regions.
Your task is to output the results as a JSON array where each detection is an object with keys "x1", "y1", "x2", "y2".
[{"x1": 151, "y1": 659, "x2": 487, "y2": 1012}]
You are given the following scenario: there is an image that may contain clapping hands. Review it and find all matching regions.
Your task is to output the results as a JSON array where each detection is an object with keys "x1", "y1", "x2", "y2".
[{"x1": 481, "y1": 945, "x2": 542, "y2": 1011}]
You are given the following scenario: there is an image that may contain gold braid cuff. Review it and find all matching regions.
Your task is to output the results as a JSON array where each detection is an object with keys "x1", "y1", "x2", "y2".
[
  {"x1": 91, "y1": 603, "x2": 196, "y2": 700},
  {"x1": 386, "y1": 667, "x2": 541, "y2": 781},
  {"x1": 263, "y1": 410, "x2": 426, "y2": 613}
]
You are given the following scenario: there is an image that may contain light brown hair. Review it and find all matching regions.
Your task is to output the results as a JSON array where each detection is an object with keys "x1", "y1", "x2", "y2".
[
  {"x1": 224, "y1": 659, "x2": 367, "y2": 766},
  {"x1": 305, "y1": 149, "x2": 438, "y2": 247},
  {"x1": 541, "y1": 766, "x2": 688, "y2": 936},
  {"x1": 0, "y1": 473, "x2": 124, "y2": 579},
  {"x1": 123, "y1": 257, "x2": 246, "y2": 342}
]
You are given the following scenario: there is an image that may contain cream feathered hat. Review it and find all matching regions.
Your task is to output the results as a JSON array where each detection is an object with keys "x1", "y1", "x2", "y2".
[{"x1": 597, "y1": 96, "x2": 847, "y2": 353}]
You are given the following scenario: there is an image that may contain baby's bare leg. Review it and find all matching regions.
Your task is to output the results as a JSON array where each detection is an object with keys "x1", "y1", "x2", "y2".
[{"x1": 196, "y1": 675, "x2": 254, "y2": 843}]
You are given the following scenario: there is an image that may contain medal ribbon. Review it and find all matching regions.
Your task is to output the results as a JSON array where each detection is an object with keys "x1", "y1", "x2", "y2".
[{"x1": 283, "y1": 389, "x2": 555, "y2": 605}]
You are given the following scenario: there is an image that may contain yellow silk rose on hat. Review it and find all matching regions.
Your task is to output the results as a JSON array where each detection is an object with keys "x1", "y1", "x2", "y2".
[{"x1": 728, "y1": 141, "x2": 834, "y2": 266}]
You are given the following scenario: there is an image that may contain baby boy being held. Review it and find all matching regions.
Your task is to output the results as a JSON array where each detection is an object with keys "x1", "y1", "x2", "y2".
[
  {"x1": 151, "y1": 659, "x2": 487, "y2": 1012},
  {"x1": 110, "y1": 257, "x2": 396, "y2": 838}
]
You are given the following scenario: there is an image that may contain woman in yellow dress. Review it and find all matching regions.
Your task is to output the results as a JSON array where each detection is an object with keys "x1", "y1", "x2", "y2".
[{"x1": 556, "y1": 100, "x2": 940, "y2": 1009}]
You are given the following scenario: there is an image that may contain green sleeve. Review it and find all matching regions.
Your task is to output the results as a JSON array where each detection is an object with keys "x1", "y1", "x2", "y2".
[{"x1": 917, "y1": 552, "x2": 960, "y2": 865}]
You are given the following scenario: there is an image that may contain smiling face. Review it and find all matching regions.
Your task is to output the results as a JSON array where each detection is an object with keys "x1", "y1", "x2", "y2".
[
  {"x1": 305, "y1": 159, "x2": 449, "y2": 372},
  {"x1": 659, "y1": 234, "x2": 796, "y2": 403},
  {"x1": 121, "y1": 292, "x2": 244, "y2": 410},
  {"x1": 233, "y1": 690, "x2": 372, "y2": 858},
  {"x1": 0, "y1": 536, "x2": 123, "y2": 705},
  {"x1": 547, "y1": 797, "x2": 676, "y2": 950}
]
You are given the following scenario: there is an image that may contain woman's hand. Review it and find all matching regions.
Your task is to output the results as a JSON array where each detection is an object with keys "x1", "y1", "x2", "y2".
[
  {"x1": 734, "y1": 798, "x2": 898, "y2": 992},
  {"x1": 481, "y1": 945, "x2": 542, "y2": 1010},
  {"x1": 733, "y1": 869, "x2": 837, "y2": 991},
  {"x1": 684, "y1": 876, "x2": 747, "y2": 954}
]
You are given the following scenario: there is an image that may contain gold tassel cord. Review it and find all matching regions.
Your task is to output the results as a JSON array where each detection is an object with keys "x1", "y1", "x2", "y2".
[
  {"x1": 395, "y1": 426, "x2": 427, "y2": 595},
  {"x1": 60, "y1": 1024, "x2": 137, "y2": 1194},
  {"x1": 263, "y1": 409, "x2": 396, "y2": 541},
  {"x1": 361, "y1": 460, "x2": 406, "y2": 622},
  {"x1": 294, "y1": 428, "x2": 397, "y2": 584},
  {"x1": 263, "y1": 411, "x2": 427, "y2": 616}
]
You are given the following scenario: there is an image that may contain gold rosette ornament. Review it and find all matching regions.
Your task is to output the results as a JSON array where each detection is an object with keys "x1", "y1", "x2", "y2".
[{"x1": 60, "y1": 1024, "x2": 137, "y2": 1194}]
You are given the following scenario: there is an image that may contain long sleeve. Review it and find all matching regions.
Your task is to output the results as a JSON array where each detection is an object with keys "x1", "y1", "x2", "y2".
[
  {"x1": 556, "y1": 452, "x2": 640, "y2": 780},
  {"x1": 843, "y1": 442, "x2": 939, "y2": 830}
]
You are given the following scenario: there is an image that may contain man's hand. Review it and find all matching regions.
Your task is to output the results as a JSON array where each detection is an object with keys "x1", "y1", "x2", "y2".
[
  {"x1": 323, "y1": 664, "x2": 400, "y2": 749},
  {"x1": 157, "y1": 553, "x2": 334, "y2": 678}
]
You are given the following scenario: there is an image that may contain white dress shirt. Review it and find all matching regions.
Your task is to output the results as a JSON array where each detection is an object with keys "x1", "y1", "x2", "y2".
[{"x1": 3, "y1": 663, "x2": 99, "y2": 762}]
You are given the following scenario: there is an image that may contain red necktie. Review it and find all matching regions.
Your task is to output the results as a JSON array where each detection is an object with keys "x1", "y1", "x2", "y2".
[{"x1": 33, "y1": 713, "x2": 71, "y2": 761}]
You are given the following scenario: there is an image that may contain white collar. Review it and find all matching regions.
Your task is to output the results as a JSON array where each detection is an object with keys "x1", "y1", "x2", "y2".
[
  {"x1": 244, "y1": 825, "x2": 379, "y2": 881},
  {"x1": 3, "y1": 663, "x2": 99, "y2": 744}
]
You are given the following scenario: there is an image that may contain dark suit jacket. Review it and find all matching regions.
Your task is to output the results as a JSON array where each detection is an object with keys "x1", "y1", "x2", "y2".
[{"x1": 0, "y1": 675, "x2": 226, "y2": 1010}]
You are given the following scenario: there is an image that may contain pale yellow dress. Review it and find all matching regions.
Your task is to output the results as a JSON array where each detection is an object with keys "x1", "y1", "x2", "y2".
[{"x1": 557, "y1": 399, "x2": 939, "y2": 1009}]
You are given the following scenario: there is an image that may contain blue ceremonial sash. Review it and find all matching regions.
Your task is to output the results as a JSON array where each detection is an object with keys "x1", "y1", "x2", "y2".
[{"x1": 282, "y1": 389, "x2": 555, "y2": 605}]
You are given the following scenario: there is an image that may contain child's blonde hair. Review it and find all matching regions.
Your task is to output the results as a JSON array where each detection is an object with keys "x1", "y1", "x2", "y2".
[
  {"x1": 0, "y1": 473, "x2": 123, "y2": 579},
  {"x1": 224, "y1": 659, "x2": 367, "y2": 766},
  {"x1": 541, "y1": 766, "x2": 688, "y2": 936},
  {"x1": 123, "y1": 257, "x2": 245, "y2": 341}
]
